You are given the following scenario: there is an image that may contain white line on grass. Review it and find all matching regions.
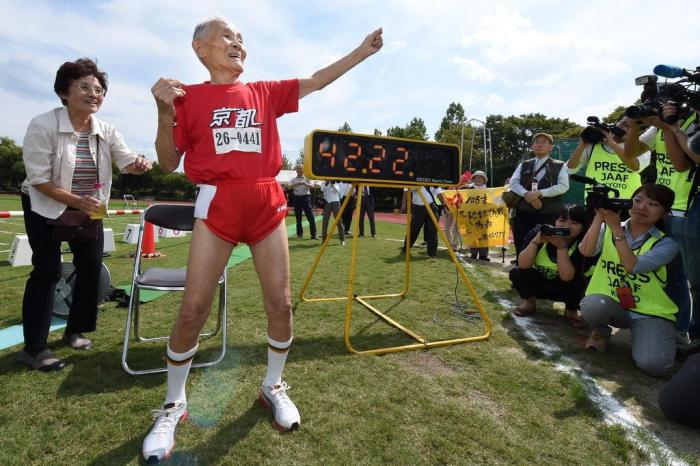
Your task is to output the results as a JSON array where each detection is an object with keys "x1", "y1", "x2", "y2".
[{"x1": 495, "y1": 297, "x2": 687, "y2": 466}]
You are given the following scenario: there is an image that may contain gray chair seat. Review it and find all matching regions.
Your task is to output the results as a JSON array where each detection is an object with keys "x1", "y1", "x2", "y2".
[{"x1": 136, "y1": 268, "x2": 186, "y2": 288}]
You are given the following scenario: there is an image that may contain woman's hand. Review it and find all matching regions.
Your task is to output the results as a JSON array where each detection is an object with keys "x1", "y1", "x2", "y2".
[
  {"x1": 547, "y1": 236, "x2": 568, "y2": 250},
  {"x1": 77, "y1": 195, "x2": 102, "y2": 215},
  {"x1": 596, "y1": 208, "x2": 622, "y2": 230},
  {"x1": 124, "y1": 156, "x2": 152, "y2": 175}
]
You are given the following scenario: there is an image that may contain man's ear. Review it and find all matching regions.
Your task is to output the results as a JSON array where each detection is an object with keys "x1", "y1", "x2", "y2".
[{"x1": 192, "y1": 39, "x2": 207, "y2": 61}]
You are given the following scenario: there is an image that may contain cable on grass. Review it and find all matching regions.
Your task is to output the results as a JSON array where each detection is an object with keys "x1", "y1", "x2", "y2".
[{"x1": 432, "y1": 247, "x2": 482, "y2": 328}]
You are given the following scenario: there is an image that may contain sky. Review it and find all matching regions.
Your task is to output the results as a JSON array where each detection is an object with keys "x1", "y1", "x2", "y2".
[{"x1": 1, "y1": 0, "x2": 699, "y2": 164}]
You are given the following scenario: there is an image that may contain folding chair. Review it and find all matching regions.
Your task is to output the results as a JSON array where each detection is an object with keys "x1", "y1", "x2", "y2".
[{"x1": 121, "y1": 203, "x2": 227, "y2": 375}]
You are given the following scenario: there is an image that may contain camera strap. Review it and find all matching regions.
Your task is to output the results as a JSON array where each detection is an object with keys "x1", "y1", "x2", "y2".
[{"x1": 523, "y1": 159, "x2": 549, "y2": 188}]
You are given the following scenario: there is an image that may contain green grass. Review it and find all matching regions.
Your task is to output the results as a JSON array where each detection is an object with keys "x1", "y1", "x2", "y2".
[{"x1": 0, "y1": 213, "x2": 697, "y2": 465}]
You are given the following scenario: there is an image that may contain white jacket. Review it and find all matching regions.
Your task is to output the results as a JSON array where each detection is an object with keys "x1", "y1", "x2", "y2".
[{"x1": 21, "y1": 107, "x2": 140, "y2": 219}]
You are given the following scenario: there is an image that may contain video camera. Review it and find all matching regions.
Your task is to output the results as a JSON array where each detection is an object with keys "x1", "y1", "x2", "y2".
[
  {"x1": 539, "y1": 224, "x2": 570, "y2": 237},
  {"x1": 579, "y1": 116, "x2": 626, "y2": 144},
  {"x1": 570, "y1": 174, "x2": 633, "y2": 213},
  {"x1": 626, "y1": 65, "x2": 700, "y2": 124}
]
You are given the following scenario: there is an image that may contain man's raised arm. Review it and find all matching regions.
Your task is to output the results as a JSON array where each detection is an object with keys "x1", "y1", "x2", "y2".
[{"x1": 299, "y1": 28, "x2": 383, "y2": 99}]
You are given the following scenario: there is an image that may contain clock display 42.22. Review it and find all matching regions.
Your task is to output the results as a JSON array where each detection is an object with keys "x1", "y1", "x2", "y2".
[{"x1": 304, "y1": 130, "x2": 460, "y2": 186}]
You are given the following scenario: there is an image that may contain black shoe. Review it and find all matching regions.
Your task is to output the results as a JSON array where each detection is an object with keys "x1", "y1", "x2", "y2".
[
  {"x1": 17, "y1": 349, "x2": 65, "y2": 371},
  {"x1": 297, "y1": 235, "x2": 303, "y2": 239},
  {"x1": 311, "y1": 235, "x2": 318, "y2": 240},
  {"x1": 478, "y1": 257, "x2": 491, "y2": 262}
]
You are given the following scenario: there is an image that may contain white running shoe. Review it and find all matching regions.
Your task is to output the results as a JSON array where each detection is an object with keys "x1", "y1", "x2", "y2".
[
  {"x1": 259, "y1": 381, "x2": 301, "y2": 431},
  {"x1": 142, "y1": 401, "x2": 188, "y2": 464}
]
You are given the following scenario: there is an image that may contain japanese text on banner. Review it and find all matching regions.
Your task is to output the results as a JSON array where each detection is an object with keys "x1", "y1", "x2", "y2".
[{"x1": 443, "y1": 187, "x2": 510, "y2": 248}]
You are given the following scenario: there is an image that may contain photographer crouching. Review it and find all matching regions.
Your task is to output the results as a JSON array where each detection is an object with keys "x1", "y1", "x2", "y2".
[
  {"x1": 579, "y1": 184, "x2": 680, "y2": 376},
  {"x1": 510, "y1": 205, "x2": 594, "y2": 328}
]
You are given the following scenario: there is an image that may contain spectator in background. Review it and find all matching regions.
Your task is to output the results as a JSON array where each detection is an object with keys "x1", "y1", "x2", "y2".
[
  {"x1": 287, "y1": 164, "x2": 318, "y2": 239},
  {"x1": 469, "y1": 170, "x2": 490, "y2": 261},
  {"x1": 401, "y1": 186, "x2": 445, "y2": 259},
  {"x1": 508, "y1": 133, "x2": 569, "y2": 261},
  {"x1": 510, "y1": 204, "x2": 593, "y2": 328},
  {"x1": 340, "y1": 182, "x2": 356, "y2": 235},
  {"x1": 321, "y1": 181, "x2": 346, "y2": 245},
  {"x1": 358, "y1": 185, "x2": 376, "y2": 237},
  {"x1": 18, "y1": 58, "x2": 151, "y2": 371},
  {"x1": 579, "y1": 184, "x2": 679, "y2": 376}
]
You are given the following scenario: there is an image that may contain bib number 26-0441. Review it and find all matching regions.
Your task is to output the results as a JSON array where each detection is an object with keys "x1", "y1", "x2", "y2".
[{"x1": 213, "y1": 127, "x2": 262, "y2": 155}]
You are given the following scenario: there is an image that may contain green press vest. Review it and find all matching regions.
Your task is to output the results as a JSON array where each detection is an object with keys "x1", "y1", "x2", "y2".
[
  {"x1": 654, "y1": 112, "x2": 697, "y2": 212},
  {"x1": 533, "y1": 242, "x2": 577, "y2": 280},
  {"x1": 585, "y1": 144, "x2": 641, "y2": 199},
  {"x1": 585, "y1": 228, "x2": 677, "y2": 321}
]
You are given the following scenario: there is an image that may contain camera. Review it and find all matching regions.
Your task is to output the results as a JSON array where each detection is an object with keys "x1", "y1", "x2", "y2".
[
  {"x1": 539, "y1": 224, "x2": 570, "y2": 237},
  {"x1": 570, "y1": 174, "x2": 633, "y2": 213},
  {"x1": 627, "y1": 71, "x2": 700, "y2": 124},
  {"x1": 586, "y1": 185, "x2": 633, "y2": 212},
  {"x1": 579, "y1": 116, "x2": 626, "y2": 144}
]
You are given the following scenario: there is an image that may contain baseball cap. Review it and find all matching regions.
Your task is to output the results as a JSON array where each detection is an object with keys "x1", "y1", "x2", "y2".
[{"x1": 532, "y1": 132, "x2": 554, "y2": 144}]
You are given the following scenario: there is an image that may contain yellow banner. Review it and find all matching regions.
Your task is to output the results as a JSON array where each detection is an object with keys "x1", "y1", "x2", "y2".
[{"x1": 443, "y1": 187, "x2": 510, "y2": 248}]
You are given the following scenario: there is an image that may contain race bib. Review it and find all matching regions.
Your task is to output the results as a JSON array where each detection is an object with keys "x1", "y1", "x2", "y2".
[{"x1": 213, "y1": 127, "x2": 262, "y2": 154}]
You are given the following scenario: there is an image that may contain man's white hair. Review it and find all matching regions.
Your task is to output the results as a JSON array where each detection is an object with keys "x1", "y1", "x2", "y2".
[{"x1": 192, "y1": 16, "x2": 230, "y2": 41}]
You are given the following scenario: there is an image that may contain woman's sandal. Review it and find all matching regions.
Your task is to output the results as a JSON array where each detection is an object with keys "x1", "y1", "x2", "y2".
[{"x1": 584, "y1": 332, "x2": 609, "y2": 352}]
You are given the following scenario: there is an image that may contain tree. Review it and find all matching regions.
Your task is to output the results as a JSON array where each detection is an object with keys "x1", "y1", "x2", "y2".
[
  {"x1": 373, "y1": 128, "x2": 382, "y2": 136},
  {"x1": 0, "y1": 137, "x2": 25, "y2": 191},
  {"x1": 293, "y1": 148, "x2": 304, "y2": 168},
  {"x1": 338, "y1": 122, "x2": 353, "y2": 133},
  {"x1": 434, "y1": 102, "x2": 466, "y2": 143},
  {"x1": 386, "y1": 117, "x2": 428, "y2": 140},
  {"x1": 602, "y1": 105, "x2": 627, "y2": 124},
  {"x1": 281, "y1": 152, "x2": 293, "y2": 170}
]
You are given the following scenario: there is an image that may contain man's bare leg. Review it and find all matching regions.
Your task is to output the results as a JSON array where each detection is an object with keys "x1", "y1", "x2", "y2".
[
  {"x1": 250, "y1": 220, "x2": 299, "y2": 430},
  {"x1": 143, "y1": 220, "x2": 233, "y2": 462}
]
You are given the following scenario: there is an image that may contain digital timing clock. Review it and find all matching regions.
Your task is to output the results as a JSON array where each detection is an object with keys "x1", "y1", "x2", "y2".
[{"x1": 303, "y1": 130, "x2": 461, "y2": 187}]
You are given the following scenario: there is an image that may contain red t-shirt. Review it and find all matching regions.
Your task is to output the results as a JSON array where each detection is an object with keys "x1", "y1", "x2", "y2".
[{"x1": 173, "y1": 79, "x2": 299, "y2": 183}]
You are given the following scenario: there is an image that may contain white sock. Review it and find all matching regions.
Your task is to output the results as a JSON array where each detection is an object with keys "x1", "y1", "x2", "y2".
[
  {"x1": 165, "y1": 343, "x2": 198, "y2": 405},
  {"x1": 263, "y1": 335, "x2": 292, "y2": 387}
]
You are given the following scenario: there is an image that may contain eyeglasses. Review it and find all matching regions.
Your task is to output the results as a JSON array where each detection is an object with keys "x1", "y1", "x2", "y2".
[{"x1": 74, "y1": 83, "x2": 106, "y2": 96}]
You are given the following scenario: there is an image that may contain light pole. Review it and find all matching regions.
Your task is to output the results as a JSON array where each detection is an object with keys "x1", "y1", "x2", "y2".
[{"x1": 464, "y1": 118, "x2": 489, "y2": 183}]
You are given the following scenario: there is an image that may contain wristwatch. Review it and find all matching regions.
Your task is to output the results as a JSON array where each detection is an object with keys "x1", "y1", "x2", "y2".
[{"x1": 613, "y1": 234, "x2": 626, "y2": 242}]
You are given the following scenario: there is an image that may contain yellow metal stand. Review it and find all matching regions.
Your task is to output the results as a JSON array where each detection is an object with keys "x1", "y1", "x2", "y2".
[{"x1": 299, "y1": 183, "x2": 491, "y2": 355}]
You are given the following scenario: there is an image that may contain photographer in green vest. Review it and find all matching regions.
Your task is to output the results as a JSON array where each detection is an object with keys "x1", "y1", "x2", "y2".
[
  {"x1": 625, "y1": 105, "x2": 699, "y2": 343},
  {"x1": 567, "y1": 116, "x2": 647, "y2": 206},
  {"x1": 510, "y1": 205, "x2": 594, "y2": 328},
  {"x1": 579, "y1": 184, "x2": 680, "y2": 376}
]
